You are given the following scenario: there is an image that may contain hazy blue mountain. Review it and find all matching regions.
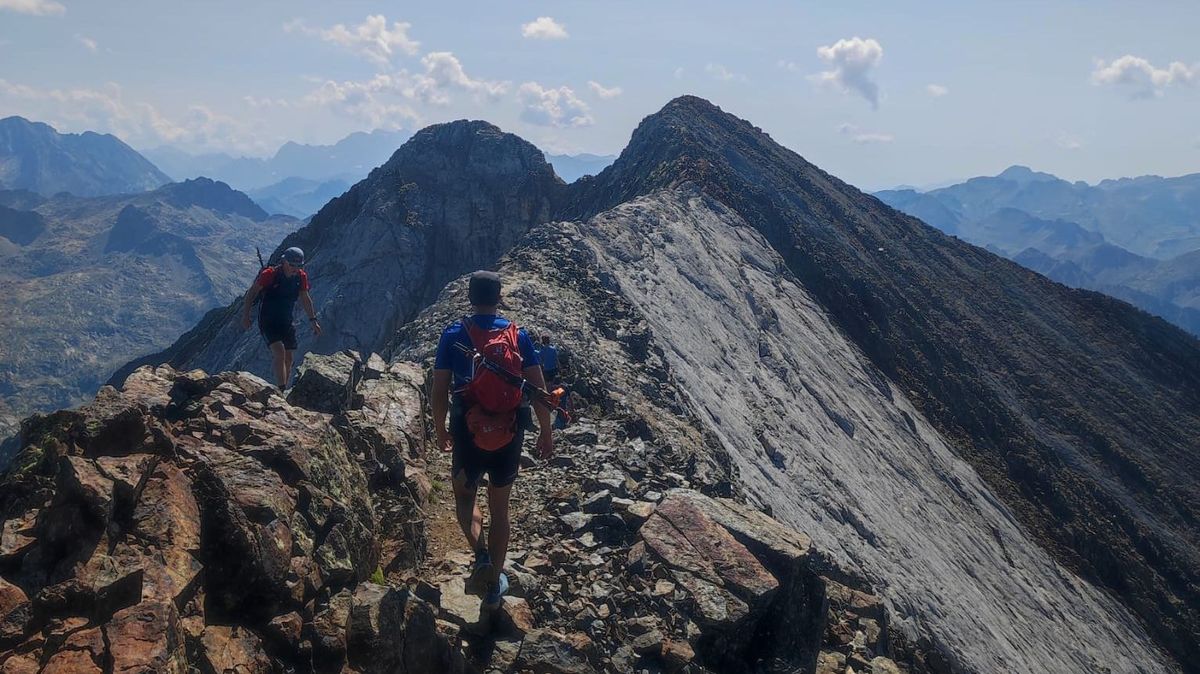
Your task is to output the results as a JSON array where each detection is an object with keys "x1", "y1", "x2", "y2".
[
  {"x1": 248, "y1": 177, "x2": 352, "y2": 218},
  {"x1": 877, "y1": 171, "x2": 1200, "y2": 336},
  {"x1": 144, "y1": 128, "x2": 411, "y2": 190},
  {"x1": 545, "y1": 152, "x2": 617, "y2": 182},
  {"x1": 0, "y1": 116, "x2": 170, "y2": 197},
  {"x1": 879, "y1": 165, "x2": 1200, "y2": 259}
]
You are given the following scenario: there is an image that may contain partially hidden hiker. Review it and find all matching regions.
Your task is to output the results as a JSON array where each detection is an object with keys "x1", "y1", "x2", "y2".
[
  {"x1": 431, "y1": 270, "x2": 555, "y2": 609},
  {"x1": 539, "y1": 333, "x2": 559, "y2": 383},
  {"x1": 239, "y1": 246, "x2": 321, "y2": 390}
]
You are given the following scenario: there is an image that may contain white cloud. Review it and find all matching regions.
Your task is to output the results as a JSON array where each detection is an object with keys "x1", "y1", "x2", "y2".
[
  {"x1": 0, "y1": 79, "x2": 271, "y2": 154},
  {"x1": 521, "y1": 16, "x2": 568, "y2": 40},
  {"x1": 1055, "y1": 132, "x2": 1082, "y2": 150},
  {"x1": 76, "y1": 35, "x2": 97, "y2": 52},
  {"x1": 0, "y1": 0, "x2": 64, "y2": 15},
  {"x1": 812, "y1": 36, "x2": 883, "y2": 108},
  {"x1": 837, "y1": 122, "x2": 893, "y2": 144},
  {"x1": 518, "y1": 82, "x2": 593, "y2": 127},
  {"x1": 587, "y1": 81, "x2": 622, "y2": 99},
  {"x1": 706, "y1": 63, "x2": 745, "y2": 82},
  {"x1": 926, "y1": 83, "x2": 949, "y2": 97},
  {"x1": 285, "y1": 14, "x2": 419, "y2": 66},
  {"x1": 777, "y1": 60, "x2": 801, "y2": 72},
  {"x1": 1091, "y1": 55, "x2": 1198, "y2": 98},
  {"x1": 303, "y1": 50, "x2": 505, "y2": 126},
  {"x1": 673, "y1": 67, "x2": 685, "y2": 80},
  {"x1": 243, "y1": 96, "x2": 290, "y2": 109}
]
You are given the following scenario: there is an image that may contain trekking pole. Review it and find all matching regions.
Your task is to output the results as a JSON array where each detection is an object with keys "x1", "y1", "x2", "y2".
[
  {"x1": 452, "y1": 343, "x2": 572, "y2": 424},
  {"x1": 256, "y1": 246, "x2": 266, "y2": 269}
]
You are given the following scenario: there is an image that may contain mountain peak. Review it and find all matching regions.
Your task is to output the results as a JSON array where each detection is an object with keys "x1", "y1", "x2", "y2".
[
  {"x1": 997, "y1": 165, "x2": 1060, "y2": 184},
  {"x1": 155, "y1": 177, "x2": 268, "y2": 221}
]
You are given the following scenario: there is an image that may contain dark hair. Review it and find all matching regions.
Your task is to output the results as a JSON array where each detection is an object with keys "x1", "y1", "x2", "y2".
[{"x1": 468, "y1": 270, "x2": 501, "y2": 306}]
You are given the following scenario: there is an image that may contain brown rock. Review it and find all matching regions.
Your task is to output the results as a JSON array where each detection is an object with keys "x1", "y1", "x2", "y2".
[
  {"x1": 0, "y1": 648, "x2": 42, "y2": 674},
  {"x1": 870, "y1": 656, "x2": 903, "y2": 674},
  {"x1": 104, "y1": 601, "x2": 187, "y2": 674},
  {"x1": 310, "y1": 588, "x2": 353, "y2": 671},
  {"x1": 661, "y1": 639, "x2": 695, "y2": 672},
  {"x1": 132, "y1": 463, "x2": 202, "y2": 602},
  {"x1": 0, "y1": 577, "x2": 30, "y2": 642},
  {"x1": 816, "y1": 651, "x2": 847, "y2": 674},
  {"x1": 200, "y1": 625, "x2": 273, "y2": 674},
  {"x1": 498, "y1": 596, "x2": 535, "y2": 635},
  {"x1": 516, "y1": 629, "x2": 597, "y2": 674},
  {"x1": 825, "y1": 579, "x2": 885, "y2": 622},
  {"x1": 40, "y1": 626, "x2": 105, "y2": 674},
  {"x1": 0, "y1": 510, "x2": 38, "y2": 562},
  {"x1": 266, "y1": 611, "x2": 304, "y2": 648}
]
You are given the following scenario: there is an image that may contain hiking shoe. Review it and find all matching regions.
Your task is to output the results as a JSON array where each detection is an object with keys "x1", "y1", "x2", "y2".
[
  {"x1": 483, "y1": 572, "x2": 509, "y2": 610},
  {"x1": 466, "y1": 549, "x2": 492, "y2": 596}
]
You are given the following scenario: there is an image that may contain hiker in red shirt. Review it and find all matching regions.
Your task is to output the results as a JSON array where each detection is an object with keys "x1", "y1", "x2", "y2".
[
  {"x1": 431, "y1": 270, "x2": 554, "y2": 609},
  {"x1": 239, "y1": 247, "x2": 321, "y2": 390}
]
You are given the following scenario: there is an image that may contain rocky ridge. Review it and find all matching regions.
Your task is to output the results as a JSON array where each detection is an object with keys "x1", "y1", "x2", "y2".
[
  {"x1": 106, "y1": 97, "x2": 1200, "y2": 670},
  {"x1": 1, "y1": 345, "x2": 931, "y2": 673}
]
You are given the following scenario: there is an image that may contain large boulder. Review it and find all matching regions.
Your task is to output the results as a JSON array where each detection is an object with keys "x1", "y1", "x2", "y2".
[{"x1": 287, "y1": 350, "x2": 364, "y2": 414}]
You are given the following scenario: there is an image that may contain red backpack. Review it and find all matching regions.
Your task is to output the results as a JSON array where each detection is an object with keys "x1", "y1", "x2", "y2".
[{"x1": 460, "y1": 317, "x2": 525, "y2": 450}]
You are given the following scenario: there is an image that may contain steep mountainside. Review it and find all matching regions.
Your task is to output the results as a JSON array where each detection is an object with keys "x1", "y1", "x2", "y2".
[
  {"x1": 111, "y1": 97, "x2": 1200, "y2": 671},
  {"x1": 113, "y1": 121, "x2": 565, "y2": 385},
  {"x1": 0, "y1": 117, "x2": 170, "y2": 197},
  {"x1": 145, "y1": 129, "x2": 412, "y2": 191},
  {"x1": 0, "y1": 179, "x2": 294, "y2": 451},
  {"x1": 566, "y1": 98, "x2": 1200, "y2": 667}
]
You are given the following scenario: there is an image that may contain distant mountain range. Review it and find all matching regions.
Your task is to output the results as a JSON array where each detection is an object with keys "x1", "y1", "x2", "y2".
[
  {"x1": 0, "y1": 116, "x2": 171, "y2": 197},
  {"x1": 143, "y1": 129, "x2": 412, "y2": 191},
  {"x1": 247, "y1": 177, "x2": 353, "y2": 219},
  {"x1": 544, "y1": 152, "x2": 617, "y2": 182},
  {"x1": 0, "y1": 178, "x2": 295, "y2": 444},
  {"x1": 876, "y1": 166, "x2": 1200, "y2": 336}
]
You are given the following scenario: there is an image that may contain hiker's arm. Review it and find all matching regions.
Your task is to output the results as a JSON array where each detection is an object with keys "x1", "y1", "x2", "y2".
[
  {"x1": 240, "y1": 281, "x2": 261, "y2": 330},
  {"x1": 300, "y1": 291, "x2": 321, "y2": 336},
  {"x1": 524, "y1": 365, "x2": 555, "y2": 459},
  {"x1": 432, "y1": 369, "x2": 452, "y2": 452}
]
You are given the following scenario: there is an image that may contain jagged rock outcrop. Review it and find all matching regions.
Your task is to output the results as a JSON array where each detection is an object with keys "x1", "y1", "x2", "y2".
[
  {"x1": 114, "y1": 119, "x2": 566, "y2": 390},
  {"x1": 0, "y1": 356, "x2": 447, "y2": 673}
]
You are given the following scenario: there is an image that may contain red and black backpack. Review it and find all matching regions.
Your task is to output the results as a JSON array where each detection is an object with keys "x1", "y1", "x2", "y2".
[{"x1": 459, "y1": 317, "x2": 525, "y2": 450}]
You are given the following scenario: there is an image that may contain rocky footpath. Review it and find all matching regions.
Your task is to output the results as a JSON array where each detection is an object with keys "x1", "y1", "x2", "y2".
[{"x1": 1, "y1": 345, "x2": 928, "y2": 673}]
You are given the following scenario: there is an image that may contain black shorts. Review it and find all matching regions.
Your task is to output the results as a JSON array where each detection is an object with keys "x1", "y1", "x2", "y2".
[
  {"x1": 260, "y1": 319, "x2": 297, "y2": 350},
  {"x1": 450, "y1": 404, "x2": 529, "y2": 490}
]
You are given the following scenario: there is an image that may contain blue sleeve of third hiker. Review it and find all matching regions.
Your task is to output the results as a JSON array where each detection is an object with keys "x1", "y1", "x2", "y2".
[
  {"x1": 434, "y1": 328, "x2": 456, "y2": 370},
  {"x1": 518, "y1": 329, "x2": 541, "y2": 368}
]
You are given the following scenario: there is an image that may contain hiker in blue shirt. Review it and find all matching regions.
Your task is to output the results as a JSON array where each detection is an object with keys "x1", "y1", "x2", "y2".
[
  {"x1": 539, "y1": 333, "x2": 559, "y2": 383},
  {"x1": 430, "y1": 270, "x2": 554, "y2": 610}
]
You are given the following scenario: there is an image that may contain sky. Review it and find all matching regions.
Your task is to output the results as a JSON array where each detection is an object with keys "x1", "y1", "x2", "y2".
[{"x1": 0, "y1": 0, "x2": 1197, "y2": 190}]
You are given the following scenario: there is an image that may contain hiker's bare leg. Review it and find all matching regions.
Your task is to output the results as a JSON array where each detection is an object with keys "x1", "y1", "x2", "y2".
[
  {"x1": 452, "y1": 469, "x2": 483, "y2": 550},
  {"x1": 486, "y1": 483, "x2": 512, "y2": 585},
  {"x1": 283, "y1": 349, "x2": 295, "y2": 388},
  {"x1": 269, "y1": 341, "x2": 287, "y2": 389}
]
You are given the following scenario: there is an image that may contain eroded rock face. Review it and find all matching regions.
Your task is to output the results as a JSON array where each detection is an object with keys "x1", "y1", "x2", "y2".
[{"x1": 0, "y1": 356, "x2": 448, "y2": 673}]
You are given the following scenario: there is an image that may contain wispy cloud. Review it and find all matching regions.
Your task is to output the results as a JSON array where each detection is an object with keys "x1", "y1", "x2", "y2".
[
  {"x1": 284, "y1": 15, "x2": 419, "y2": 66},
  {"x1": 838, "y1": 122, "x2": 893, "y2": 144},
  {"x1": 1091, "y1": 55, "x2": 1198, "y2": 99},
  {"x1": 706, "y1": 63, "x2": 745, "y2": 82},
  {"x1": 812, "y1": 36, "x2": 884, "y2": 108},
  {"x1": 521, "y1": 16, "x2": 568, "y2": 40},
  {"x1": 0, "y1": 79, "x2": 271, "y2": 153},
  {"x1": 926, "y1": 83, "x2": 949, "y2": 97},
  {"x1": 518, "y1": 82, "x2": 593, "y2": 127},
  {"x1": 587, "y1": 81, "x2": 622, "y2": 99},
  {"x1": 1055, "y1": 132, "x2": 1082, "y2": 150},
  {"x1": 0, "y1": 0, "x2": 64, "y2": 16},
  {"x1": 75, "y1": 35, "x2": 97, "y2": 52}
]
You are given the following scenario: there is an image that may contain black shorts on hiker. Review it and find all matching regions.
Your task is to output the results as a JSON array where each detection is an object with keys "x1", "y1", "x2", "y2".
[
  {"x1": 260, "y1": 319, "x2": 298, "y2": 350},
  {"x1": 544, "y1": 369, "x2": 558, "y2": 384},
  {"x1": 450, "y1": 403, "x2": 530, "y2": 489}
]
